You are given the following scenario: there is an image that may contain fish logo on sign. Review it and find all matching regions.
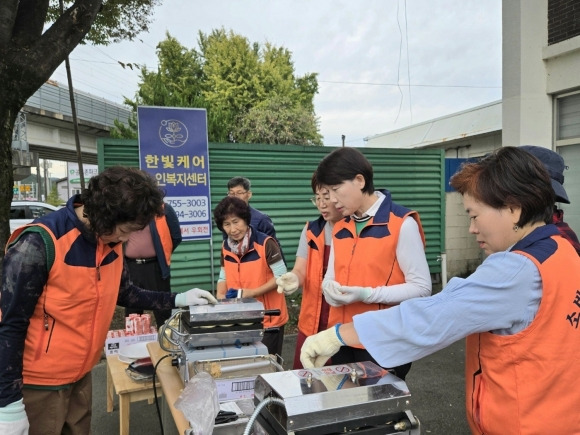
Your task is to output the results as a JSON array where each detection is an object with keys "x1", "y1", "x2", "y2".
[{"x1": 159, "y1": 119, "x2": 188, "y2": 148}]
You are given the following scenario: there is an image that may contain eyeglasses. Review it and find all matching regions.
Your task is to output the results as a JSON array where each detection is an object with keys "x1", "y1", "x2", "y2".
[
  {"x1": 228, "y1": 190, "x2": 248, "y2": 198},
  {"x1": 310, "y1": 195, "x2": 331, "y2": 206}
]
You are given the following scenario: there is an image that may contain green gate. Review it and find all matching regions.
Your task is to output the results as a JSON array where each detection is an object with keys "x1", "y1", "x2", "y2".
[{"x1": 98, "y1": 139, "x2": 445, "y2": 291}]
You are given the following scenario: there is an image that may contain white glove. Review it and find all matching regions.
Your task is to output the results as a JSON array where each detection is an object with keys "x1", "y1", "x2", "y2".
[
  {"x1": 300, "y1": 326, "x2": 344, "y2": 368},
  {"x1": 175, "y1": 289, "x2": 218, "y2": 307},
  {"x1": 0, "y1": 399, "x2": 29, "y2": 435},
  {"x1": 276, "y1": 272, "x2": 300, "y2": 295},
  {"x1": 330, "y1": 285, "x2": 373, "y2": 304},
  {"x1": 322, "y1": 280, "x2": 346, "y2": 307}
]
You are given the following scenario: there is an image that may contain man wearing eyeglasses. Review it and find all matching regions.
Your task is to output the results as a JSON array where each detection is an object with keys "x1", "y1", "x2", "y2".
[{"x1": 226, "y1": 176, "x2": 284, "y2": 260}]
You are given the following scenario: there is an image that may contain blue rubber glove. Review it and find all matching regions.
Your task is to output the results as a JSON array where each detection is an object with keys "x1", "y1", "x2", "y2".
[
  {"x1": 0, "y1": 399, "x2": 29, "y2": 435},
  {"x1": 225, "y1": 288, "x2": 242, "y2": 299}
]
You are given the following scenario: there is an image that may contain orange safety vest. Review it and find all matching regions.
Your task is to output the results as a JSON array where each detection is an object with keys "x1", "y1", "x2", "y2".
[
  {"x1": 154, "y1": 214, "x2": 173, "y2": 267},
  {"x1": 222, "y1": 231, "x2": 288, "y2": 329},
  {"x1": 329, "y1": 192, "x2": 425, "y2": 329},
  {"x1": 9, "y1": 216, "x2": 123, "y2": 386},
  {"x1": 465, "y1": 232, "x2": 580, "y2": 434},
  {"x1": 297, "y1": 217, "x2": 327, "y2": 336}
]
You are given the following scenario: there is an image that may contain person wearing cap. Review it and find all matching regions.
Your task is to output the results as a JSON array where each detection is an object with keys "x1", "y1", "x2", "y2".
[{"x1": 520, "y1": 145, "x2": 580, "y2": 256}]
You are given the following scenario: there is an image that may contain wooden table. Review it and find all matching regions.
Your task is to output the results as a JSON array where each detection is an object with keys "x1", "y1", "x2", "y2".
[
  {"x1": 106, "y1": 354, "x2": 162, "y2": 435},
  {"x1": 147, "y1": 341, "x2": 191, "y2": 435}
]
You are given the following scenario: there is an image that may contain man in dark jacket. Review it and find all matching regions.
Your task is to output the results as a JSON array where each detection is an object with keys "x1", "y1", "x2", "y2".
[{"x1": 225, "y1": 176, "x2": 285, "y2": 260}]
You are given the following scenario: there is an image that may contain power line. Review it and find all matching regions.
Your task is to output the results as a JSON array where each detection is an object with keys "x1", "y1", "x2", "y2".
[
  {"x1": 394, "y1": 0, "x2": 404, "y2": 124},
  {"x1": 66, "y1": 58, "x2": 118, "y2": 65},
  {"x1": 404, "y1": 0, "x2": 412, "y2": 124},
  {"x1": 319, "y1": 80, "x2": 500, "y2": 89},
  {"x1": 63, "y1": 50, "x2": 500, "y2": 92}
]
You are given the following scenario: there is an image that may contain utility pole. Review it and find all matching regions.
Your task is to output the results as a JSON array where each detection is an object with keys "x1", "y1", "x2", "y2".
[
  {"x1": 43, "y1": 159, "x2": 49, "y2": 201},
  {"x1": 60, "y1": 0, "x2": 85, "y2": 190}
]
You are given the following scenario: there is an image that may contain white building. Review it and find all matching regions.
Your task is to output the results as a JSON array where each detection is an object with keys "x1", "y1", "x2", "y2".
[{"x1": 365, "y1": 0, "x2": 580, "y2": 277}]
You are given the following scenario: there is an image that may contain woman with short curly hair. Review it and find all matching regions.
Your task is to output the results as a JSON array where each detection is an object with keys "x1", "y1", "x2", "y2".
[{"x1": 0, "y1": 166, "x2": 216, "y2": 434}]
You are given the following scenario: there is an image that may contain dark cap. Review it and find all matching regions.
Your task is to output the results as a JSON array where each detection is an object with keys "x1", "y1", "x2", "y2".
[{"x1": 520, "y1": 145, "x2": 569, "y2": 204}]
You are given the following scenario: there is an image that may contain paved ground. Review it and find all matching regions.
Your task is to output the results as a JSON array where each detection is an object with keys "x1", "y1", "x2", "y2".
[{"x1": 91, "y1": 334, "x2": 470, "y2": 434}]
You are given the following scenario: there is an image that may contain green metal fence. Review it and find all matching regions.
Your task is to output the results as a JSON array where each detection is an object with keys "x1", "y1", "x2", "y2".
[{"x1": 97, "y1": 139, "x2": 445, "y2": 291}]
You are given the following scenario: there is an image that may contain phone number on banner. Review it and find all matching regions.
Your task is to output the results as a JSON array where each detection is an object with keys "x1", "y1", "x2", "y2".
[{"x1": 166, "y1": 196, "x2": 209, "y2": 221}]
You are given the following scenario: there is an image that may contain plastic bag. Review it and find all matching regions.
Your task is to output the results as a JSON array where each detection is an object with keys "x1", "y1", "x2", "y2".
[{"x1": 174, "y1": 372, "x2": 220, "y2": 435}]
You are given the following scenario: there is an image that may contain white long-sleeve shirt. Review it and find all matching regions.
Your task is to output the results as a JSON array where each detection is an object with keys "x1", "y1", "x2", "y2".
[
  {"x1": 324, "y1": 192, "x2": 432, "y2": 303},
  {"x1": 354, "y1": 250, "x2": 542, "y2": 368}
]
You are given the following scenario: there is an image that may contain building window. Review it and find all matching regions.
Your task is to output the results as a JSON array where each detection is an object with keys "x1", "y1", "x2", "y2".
[{"x1": 556, "y1": 91, "x2": 580, "y2": 144}]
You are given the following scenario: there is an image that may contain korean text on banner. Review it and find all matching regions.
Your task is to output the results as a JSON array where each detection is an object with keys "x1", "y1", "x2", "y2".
[{"x1": 137, "y1": 107, "x2": 212, "y2": 241}]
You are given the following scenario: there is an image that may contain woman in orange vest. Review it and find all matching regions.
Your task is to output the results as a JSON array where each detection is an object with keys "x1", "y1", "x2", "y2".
[
  {"x1": 276, "y1": 173, "x2": 343, "y2": 369},
  {"x1": 0, "y1": 167, "x2": 216, "y2": 435},
  {"x1": 124, "y1": 202, "x2": 182, "y2": 327},
  {"x1": 311, "y1": 147, "x2": 432, "y2": 380},
  {"x1": 214, "y1": 196, "x2": 288, "y2": 357},
  {"x1": 300, "y1": 147, "x2": 580, "y2": 434}
]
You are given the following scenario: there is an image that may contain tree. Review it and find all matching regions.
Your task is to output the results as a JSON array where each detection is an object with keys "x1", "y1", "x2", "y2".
[
  {"x1": 111, "y1": 103, "x2": 138, "y2": 139},
  {"x1": 0, "y1": 0, "x2": 161, "y2": 268},
  {"x1": 112, "y1": 29, "x2": 322, "y2": 145},
  {"x1": 46, "y1": 184, "x2": 62, "y2": 206},
  {"x1": 231, "y1": 95, "x2": 322, "y2": 145}
]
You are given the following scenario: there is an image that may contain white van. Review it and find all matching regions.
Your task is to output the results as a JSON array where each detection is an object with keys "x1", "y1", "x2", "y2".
[{"x1": 10, "y1": 201, "x2": 59, "y2": 234}]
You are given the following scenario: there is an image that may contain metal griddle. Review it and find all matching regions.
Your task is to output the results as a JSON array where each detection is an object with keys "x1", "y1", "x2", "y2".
[{"x1": 252, "y1": 361, "x2": 420, "y2": 434}]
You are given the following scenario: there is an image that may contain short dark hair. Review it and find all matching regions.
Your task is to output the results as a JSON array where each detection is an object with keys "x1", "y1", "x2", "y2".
[
  {"x1": 213, "y1": 196, "x2": 252, "y2": 232},
  {"x1": 81, "y1": 166, "x2": 164, "y2": 236},
  {"x1": 227, "y1": 176, "x2": 251, "y2": 191},
  {"x1": 449, "y1": 147, "x2": 554, "y2": 227},
  {"x1": 310, "y1": 171, "x2": 322, "y2": 194},
  {"x1": 315, "y1": 147, "x2": 374, "y2": 194}
]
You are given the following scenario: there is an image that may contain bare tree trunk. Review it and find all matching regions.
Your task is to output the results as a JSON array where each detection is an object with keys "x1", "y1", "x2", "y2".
[
  {"x1": 0, "y1": 104, "x2": 19, "y2": 276},
  {"x1": 0, "y1": 0, "x2": 103, "y2": 272}
]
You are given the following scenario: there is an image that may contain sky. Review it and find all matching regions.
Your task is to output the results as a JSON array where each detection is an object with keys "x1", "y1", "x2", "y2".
[{"x1": 49, "y1": 0, "x2": 502, "y2": 148}]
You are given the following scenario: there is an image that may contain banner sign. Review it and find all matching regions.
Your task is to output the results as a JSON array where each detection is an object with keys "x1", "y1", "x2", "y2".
[
  {"x1": 137, "y1": 106, "x2": 211, "y2": 241},
  {"x1": 67, "y1": 163, "x2": 99, "y2": 198}
]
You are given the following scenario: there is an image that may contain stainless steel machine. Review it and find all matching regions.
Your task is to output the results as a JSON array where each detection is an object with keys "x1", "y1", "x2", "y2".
[
  {"x1": 159, "y1": 302, "x2": 420, "y2": 434},
  {"x1": 159, "y1": 298, "x2": 286, "y2": 434},
  {"x1": 158, "y1": 298, "x2": 281, "y2": 383},
  {"x1": 250, "y1": 361, "x2": 420, "y2": 434},
  {"x1": 181, "y1": 298, "x2": 272, "y2": 347}
]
